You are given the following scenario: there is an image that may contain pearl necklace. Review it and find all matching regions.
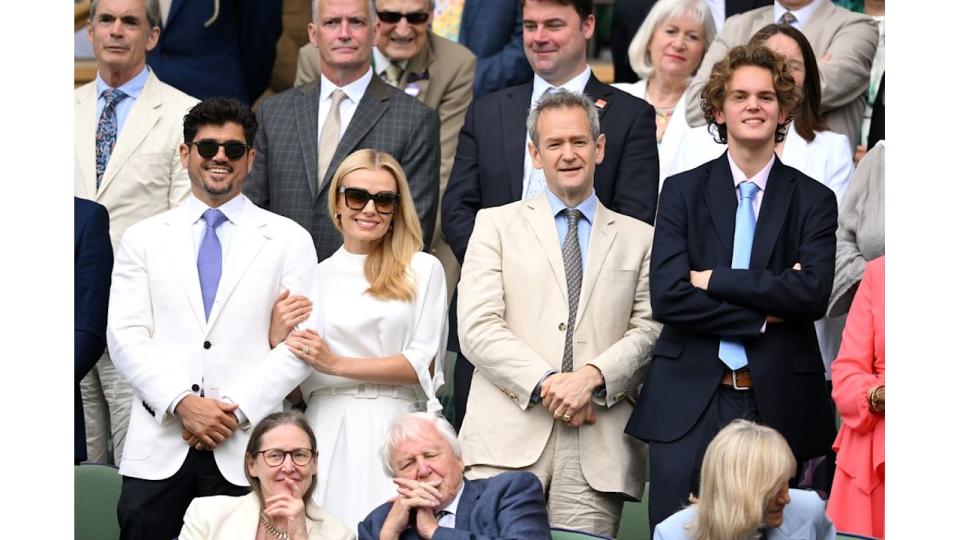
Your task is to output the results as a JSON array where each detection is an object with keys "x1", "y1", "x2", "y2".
[{"x1": 259, "y1": 511, "x2": 289, "y2": 540}]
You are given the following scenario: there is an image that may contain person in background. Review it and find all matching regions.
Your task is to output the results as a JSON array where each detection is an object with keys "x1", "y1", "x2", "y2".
[
  {"x1": 613, "y1": 0, "x2": 717, "y2": 189},
  {"x1": 654, "y1": 420, "x2": 836, "y2": 540},
  {"x1": 180, "y1": 411, "x2": 354, "y2": 540},
  {"x1": 456, "y1": 0, "x2": 534, "y2": 96},
  {"x1": 827, "y1": 256, "x2": 884, "y2": 539}
]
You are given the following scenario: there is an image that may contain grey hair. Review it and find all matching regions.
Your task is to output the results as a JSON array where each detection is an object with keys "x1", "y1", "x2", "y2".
[
  {"x1": 626, "y1": 0, "x2": 716, "y2": 80},
  {"x1": 380, "y1": 412, "x2": 462, "y2": 476},
  {"x1": 90, "y1": 0, "x2": 162, "y2": 30},
  {"x1": 526, "y1": 89, "x2": 600, "y2": 147},
  {"x1": 313, "y1": 0, "x2": 378, "y2": 23}
]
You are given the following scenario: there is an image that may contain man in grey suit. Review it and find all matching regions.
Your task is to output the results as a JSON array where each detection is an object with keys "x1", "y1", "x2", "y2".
[
  {"x1": 684, "y1": 0, "x2": 878, "y2": 154},
  {"x1": 245, "y1": 0, "x2": 441, "y2": 261}
]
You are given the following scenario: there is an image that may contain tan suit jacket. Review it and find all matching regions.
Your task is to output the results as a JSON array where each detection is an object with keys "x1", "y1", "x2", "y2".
[
  {"x1": 685, "y1": 1, "x2": 878, "y2": 154},
  {"x1": 180, "y1": 492, "x2": 355, "y2": 540},
  {"x1": 456, "y1": 195, "x2": 661, "y2": 499},
  {"x1": 296, "y1": 35, "x2": 476, "y2": 300},
  {"x1": 75, "y1": 70, "x2": 199, "y2": 251}
]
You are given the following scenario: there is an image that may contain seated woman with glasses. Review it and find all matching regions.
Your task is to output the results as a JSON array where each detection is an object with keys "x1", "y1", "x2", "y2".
[
  {"x1": 248, "y1": 149, "x2": 448, "y2": 530},
  {"x1": 654, "y1": 420, "x2": 836, "y2": 540},
  {"x1": 179, "y1": 411, "x2": 353, "y2": 540}
]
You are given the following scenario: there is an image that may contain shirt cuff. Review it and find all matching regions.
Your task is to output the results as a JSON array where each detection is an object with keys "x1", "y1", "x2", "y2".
[
  {"x1": 168, "y1": 390, "x2": 192, "y2": 416},
  {"x1": 530, "y1": 369, "x2": 557, "y2": 403}
]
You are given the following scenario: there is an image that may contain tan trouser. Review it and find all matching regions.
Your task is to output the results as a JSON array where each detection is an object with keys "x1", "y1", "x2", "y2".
[
  {"x1": 80, "y1": 350, "x2": 132, "y2": 464},
  {"x1": 465, "y1": 420, "x2": 624, "y2": 537}
]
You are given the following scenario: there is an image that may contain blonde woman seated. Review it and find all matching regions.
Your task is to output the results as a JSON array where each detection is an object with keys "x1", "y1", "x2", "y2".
[
  {"x1": 612, "y1": 0, "x2": 717, "y2": 189},
  {"x1": 654, "y1": 420, "x2": 836, "y2": 540},
  {"x1": 179, "y1": 411, "x2": 354, "y2": 540},
  {"x1": 235, "y1": 149, "x2": 448, "y2": 530}
]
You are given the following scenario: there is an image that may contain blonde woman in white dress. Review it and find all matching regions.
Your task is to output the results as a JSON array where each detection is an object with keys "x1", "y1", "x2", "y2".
[{"x1": 243, "y1": 149, "x2": 447, "y2": 531}]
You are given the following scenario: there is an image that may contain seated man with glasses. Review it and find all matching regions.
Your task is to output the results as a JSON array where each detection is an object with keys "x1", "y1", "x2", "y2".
[
  {"x1": 109, "y1": 97, "x2": 319, "y2": 540},
  {"x1": 179, "y1": 411, "x2": 354, "y2": 540}
]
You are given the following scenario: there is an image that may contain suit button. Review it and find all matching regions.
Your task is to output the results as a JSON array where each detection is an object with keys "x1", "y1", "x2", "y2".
[
  {"x1": 558, "y1": 322, "x2": 566, "y2": 331},
  {"x1": 509, "y1": 392, "x2": 517, "y2": 400},
  {"x1": 203, "y1": 340, "x2": 211, "y2": 349},
  {"x1": 191, "y1": 384, "x2": 200, "y2": 392}
]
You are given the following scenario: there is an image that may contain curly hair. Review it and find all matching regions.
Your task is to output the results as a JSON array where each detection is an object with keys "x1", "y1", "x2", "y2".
[
  {"x1": 700, "y1": 43, "x2": 800, "y2": 144},
  {"x1": 182, "y1": 97, "x2": 259, "y2": 145},
  {"x1": 748, "y1": 24, "x2": 830, "y2": 143}
]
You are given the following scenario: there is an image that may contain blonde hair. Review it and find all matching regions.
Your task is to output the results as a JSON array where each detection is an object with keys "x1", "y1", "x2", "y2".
[
  {"x1": 626, "y1": 0, "x2": 716, "y2": 80},
  {"x1": 686, "y1": 420, "x2": 796, "y2": 540},
  {"x1": 327, "y1": 149, "x2": 422, "y2": 302}
]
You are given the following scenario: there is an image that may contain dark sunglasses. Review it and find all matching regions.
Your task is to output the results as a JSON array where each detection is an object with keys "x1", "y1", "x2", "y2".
[
  {"x1": 376, "y1": 10, "x2": 430, "y2": 24},
  {"x1": 188, "y1": 139, "x2": 250, "y2": 160},
  {"x1": 339, "y1": 186, "x2": 400, "y2": 214}
]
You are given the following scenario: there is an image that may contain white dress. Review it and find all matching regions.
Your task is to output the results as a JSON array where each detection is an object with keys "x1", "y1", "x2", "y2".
[{"x1": 297, "y1": 248, "x2": 448, "y2": 530}]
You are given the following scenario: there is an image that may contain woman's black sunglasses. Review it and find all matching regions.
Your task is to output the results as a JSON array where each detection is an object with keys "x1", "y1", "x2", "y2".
[{"x1": 339, "y1": 186, "x2": 400, "y2": 215}]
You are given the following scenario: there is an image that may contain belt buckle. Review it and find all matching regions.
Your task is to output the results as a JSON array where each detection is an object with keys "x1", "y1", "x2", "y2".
[
  {"x1": 732, "y1": 370, "x2": 748, "y2": 391},
  {"x1": 355, "y1": 383, "x2": 379, "y2": 399}
]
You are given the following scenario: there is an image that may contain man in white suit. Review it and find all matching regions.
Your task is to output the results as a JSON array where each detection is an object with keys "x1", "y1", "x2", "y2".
[
  {"x1": 456, "y1": 90, "x2": 661, "y2": 537},
  {"x1": 108, "y1": 97, "x2": 317, "y2": 540},
  {"x1": 75, "y1": 0, "x2": 198, "y2": 464},
  {"x1": 684, "y1": 0, "x2": 878, "y2": 154}
]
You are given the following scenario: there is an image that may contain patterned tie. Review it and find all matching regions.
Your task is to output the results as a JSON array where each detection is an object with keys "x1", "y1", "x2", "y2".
[
  {"x1": 95, "y1": 88, "x2": 128, "y2": 189},
  {"x1": 432, "y1": 0, "x2": 465, "y2": 41},
  {"x1": 779, "y1": 11, "x2": 797, "y2": 25},
  {"x1": 718, "y1": 182, "x2": 759, "y2": 370},
  {"x1": 561, "y1": 209, "x2": 583, "y2": 373},
  {"x1": 197, "y1": 209, "x2": 228, "y2": 320},
  {"x1": 318, "y1": 89, "x2": 347, "y2": 188},
  {"x1": 384, "y1": 62, "x2": 404, "y2": 88},
  {"x1": 526, "y1": 88, "x2": 559, "y2": 199}
]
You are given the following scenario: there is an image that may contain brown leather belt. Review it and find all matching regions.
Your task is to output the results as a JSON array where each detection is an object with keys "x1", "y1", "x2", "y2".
[{"x1": 720, "y1": 369, "x2": 753, "y2": 390}]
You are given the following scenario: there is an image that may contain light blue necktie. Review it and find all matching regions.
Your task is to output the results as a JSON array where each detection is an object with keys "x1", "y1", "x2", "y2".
[
  {"x1": 197, "y1": 209, "x2": 228, "y2": 320},
  {"x1": 95, "y1": 88, "x2": 128, "y2": 189},
  {"x1": 718, "y1": 182, "x2": 759, "y2": 370}
]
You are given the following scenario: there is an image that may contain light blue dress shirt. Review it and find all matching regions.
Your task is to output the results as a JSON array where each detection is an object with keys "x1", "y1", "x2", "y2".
[
  {"x1": 545, "y1": 188, "x2": 597, "y2": 273},
  {"x1": 95, "y1": 66, "x2": 150, "y2": 135}
]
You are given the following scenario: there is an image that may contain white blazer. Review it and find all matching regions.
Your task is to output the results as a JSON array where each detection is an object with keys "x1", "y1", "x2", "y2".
[
  {"x1": 75, "y1": 69, "x2": 199, "y2": 250},
  {"x1": 107, "y1": 196, "x2": 318, "y2": 486},
  {"x1": 179, "y1": 493, "x2": 355, "y2": 540}
]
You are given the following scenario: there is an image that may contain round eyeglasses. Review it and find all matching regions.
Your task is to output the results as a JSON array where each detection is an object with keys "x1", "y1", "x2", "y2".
[{"x1": 253, "y1": 448, "x2": 316, "y2": 467}]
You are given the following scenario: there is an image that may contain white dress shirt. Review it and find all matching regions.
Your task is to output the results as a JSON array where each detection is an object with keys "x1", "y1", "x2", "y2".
[{"x1": 316, "y1": 68, "x2": 374, "y2": 143}]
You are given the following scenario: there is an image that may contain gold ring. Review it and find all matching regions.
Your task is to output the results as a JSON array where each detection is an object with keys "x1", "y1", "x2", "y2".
[
  {"x1": 562, "y1": 414, "x2": 572, "y2": 423},
  {"x1": 303, "y1": 346, "x2": 310, "y2": 355}
]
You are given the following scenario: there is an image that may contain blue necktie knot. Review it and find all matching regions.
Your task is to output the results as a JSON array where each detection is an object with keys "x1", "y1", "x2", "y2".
[
  {"x1": 202, "y1": 208, "x2": 228, "y2": 229},
  {"x1": 101, "y1": 88, "x2": 127, "y2": 108},
  {"x1": 738, "y1": 181, "x2": 759, "y2": 201}
]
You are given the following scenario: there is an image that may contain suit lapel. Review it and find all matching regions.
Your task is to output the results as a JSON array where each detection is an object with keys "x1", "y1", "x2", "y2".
[
  {"x1": 453, "y1": 479, "x2": 481, "y2": 530},
  {"x1": 205, "y1": 201, "x2": 269, "y2": 330},
  {"x1": 164, "y1": 0, "x2": 185, "y2": 29},
  {"x1": 322, "y1": 77, "x2": 391, "y2": 190},
  {"x1": 76, "y1": 83, "x2": 99, "y2": 198},
  {"x1": 99, "y1": 71, "x2": 163, "y2": 196},
  {"x1": 295, "y1": 81, "x2": 322, "y2": 199},
  {"x1": 523, "y1": 195, "x2": 568, "y2": 298},
  {"x1": 576, "y1": 202, "x2": 615, "y2": 330},
  {"x1": 162, "y1": 205, "x2": 207, "y2": 329},
  {"x1": 502, "y1": 83, "x2": 533, "y2": 201},
  {"x1": 402, "y1": 38, "x2": 432, "y2": 100},
  {"x1": 584, "y1": 74, "x2": 613, "y2": 122},
  {"x1": 751, "y1": 157, "x2": 795, "y2": 269},
  {"x1": 803, "y1": 0, "x2": 836, "y2": 50},
  {"x1": 704, "y1": 153, "x2": 737, "y2": 264}
]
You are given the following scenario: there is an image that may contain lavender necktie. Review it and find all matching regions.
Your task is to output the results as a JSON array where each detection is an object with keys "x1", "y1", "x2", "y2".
[
  {"x1": 198, "y1": 209, "x2": 228, "y2": 320},
  {"x1": 95, "y1": 88, "x2": 127, "y2": 189}
]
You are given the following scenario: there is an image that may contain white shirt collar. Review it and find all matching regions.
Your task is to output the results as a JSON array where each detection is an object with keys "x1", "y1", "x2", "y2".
[
  {"x1": 773, "y1": 0, "x2": 823, "y2": 30},
  {"x1": 531, "y1": 65, "x2": 593, "y2": 105},
  {"x1": 319, "y1": 67, "x2": 373, "y2": 105},
  {"x1": 440, "y1": 482, "x2": 465, "y2": 519},
  {"x1": 727, "y1": 152, "x2": 775, "y2": 192},
  {"x1": 186, "y1": 192, "x2": 247, "y2": 226}
]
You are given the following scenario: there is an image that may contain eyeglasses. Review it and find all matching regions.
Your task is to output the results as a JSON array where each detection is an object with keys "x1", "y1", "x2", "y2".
[
  {"x1": 253, "y1": 448, "x2": 316, "y2": 467},
  {"x1": 376, "y1": 11, "x2": 430, "y2": 24},
  {"x1": 188, "y1": 139, "x2": 250, "y2": 160},
  {"x1": 339, "y1": 186, "x2": 400, "y2": 214}
]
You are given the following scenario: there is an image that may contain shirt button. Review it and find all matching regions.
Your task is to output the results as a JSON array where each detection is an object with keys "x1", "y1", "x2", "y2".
[
  {"x1": 203, "y1": 341, "x2": 211, "y2": 349},
  {"x1": 191, "y1": 384, "x2": 200, "y2": 392},
  {"x1": 558, "y1": 322, "x2": 566, "y2": 331}
]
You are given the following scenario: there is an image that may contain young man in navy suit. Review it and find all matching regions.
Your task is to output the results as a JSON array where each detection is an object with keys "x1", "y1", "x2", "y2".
[{"x1": 625, "y1": 43, "x2": 837, "y2": 532}]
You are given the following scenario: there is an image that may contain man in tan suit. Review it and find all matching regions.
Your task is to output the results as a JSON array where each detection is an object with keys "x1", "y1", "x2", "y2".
[
  {"x1": 295, "y1": 0, "x2": 475, "y2": 300},
  {"x1": 75, "y1": 0, "x2": 198, "y2": 464},
  {"x1": 685, "y1": 0, "x2": 878, "y2": 154},
  {"x1": 456, "y1": 89, "x2": 661, "y2": 537}
]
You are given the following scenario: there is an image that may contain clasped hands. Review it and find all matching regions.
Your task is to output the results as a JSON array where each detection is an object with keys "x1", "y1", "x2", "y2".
[
  {"x1": 177, "y1": 394, "x2": 239, "y2": 450},
  {"x1": 689, "y1": 263, "x2": 801, "y2": 324},
  {"x1": 379, "y1": 478, "x2": 444, "y2": 540},
  {"x1": 268, "y1": 290, "x2": 342, "y2": 375},
  {"x1": 540, "y1": 365, "x2": 603, "y2": 427}
]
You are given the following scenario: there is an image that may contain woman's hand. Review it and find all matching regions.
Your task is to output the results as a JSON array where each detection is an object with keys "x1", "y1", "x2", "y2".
[
  {"x1": 287, "y1": 329, "x2": 342, "y2": 375},
  {"x1": 269, "y1": 290, "x2": 312, "y2": 348},
  {"x1": 262, "y1": 477, "x2": 309, "y2": 540}
]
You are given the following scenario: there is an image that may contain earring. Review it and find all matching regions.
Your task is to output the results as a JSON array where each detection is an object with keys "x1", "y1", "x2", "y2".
[{"x1": 335, "y1": 212, "x2": 341, "y2": 220}]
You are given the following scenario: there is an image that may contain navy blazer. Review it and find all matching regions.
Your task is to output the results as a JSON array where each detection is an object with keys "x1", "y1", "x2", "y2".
[
  {"x1": 358, "y1": 472, "x2": 551, "y2": 540},
  {"x1": 146, "y1": 0, "x2": 282, "y2": 102},
  {"x1": 442, "y1": 74, "x2": 659, "y2": 265},
  {"x1": 74, "y1": 198, "x2": 113, "y2": 463},
  {"x1": 626, "y1": 153, "x2": 837, "y2": 461},
  {"x1": 459, "y1": 0, "x2": 533, "y2": 97}
]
